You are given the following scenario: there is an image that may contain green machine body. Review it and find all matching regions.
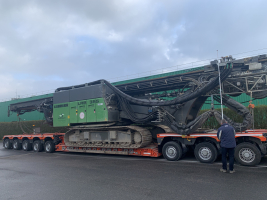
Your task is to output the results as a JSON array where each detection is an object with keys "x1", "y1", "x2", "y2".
[{"x1": 52, "y1": 83, "x2": 119, "y2": 127}]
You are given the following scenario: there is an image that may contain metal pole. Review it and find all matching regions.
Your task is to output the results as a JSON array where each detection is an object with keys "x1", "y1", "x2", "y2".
[
  {"x1": 250, "y1": 92, "x2": 255, "y2": 131},
  {"x1": 211, "y1": 95, "x2": 214, "y2": 110},
  {"x1": 217, "y1": 50, "x2": 224, "y2": 120}
]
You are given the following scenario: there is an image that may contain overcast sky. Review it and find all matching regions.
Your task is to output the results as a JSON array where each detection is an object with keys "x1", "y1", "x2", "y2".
[{"x1": 1, "y1": 0, "x2": 267, "y2": 101}]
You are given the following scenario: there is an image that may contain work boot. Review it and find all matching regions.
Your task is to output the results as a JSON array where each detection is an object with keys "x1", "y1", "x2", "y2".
[
  {"x1": 220, "y1": 168, "x2": 227, "y2": 173},
  {"x1": 229, "y1": 170, "x2": 236, "y2": 174}
]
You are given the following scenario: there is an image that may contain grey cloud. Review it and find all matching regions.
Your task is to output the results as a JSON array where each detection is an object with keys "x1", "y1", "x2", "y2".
[
  {"x1": 171, "y1": 0, "x2": 267, "y2": 60},
  {"x1": 0, "y1": 0, "x2": 266, "y2": 100}
]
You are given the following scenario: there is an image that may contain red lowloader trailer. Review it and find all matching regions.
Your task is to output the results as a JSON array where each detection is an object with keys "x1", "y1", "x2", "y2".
[{"x1": 3, "y1": 129, "x2": 267, "y2": 166}]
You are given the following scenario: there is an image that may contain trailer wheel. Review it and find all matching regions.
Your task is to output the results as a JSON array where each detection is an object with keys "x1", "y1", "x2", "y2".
[
  {"x1": 4, "y1": 139, "x2": 12, "y2": 149},
  {"x1": 234, "y1": 142, "x2": 261, "y2": 166},
  {"x1": 194, "y1": 142, "x2": 218, "y2": 163},
  {"x1": 162, "y1": 141, "x2": 182, "y2": 161},
  {"x1": 45, "y1": 141, "x2": 55, "y2": 153},
  {"x1": 13, "y1": 139, "x2": 21, "y2": 150},
  {"x1": 22, "y1": 140, "x2": 31, "y2": 151},
  {"x1": 33, "y1": 140, "x2": 43, "y2": 152}
]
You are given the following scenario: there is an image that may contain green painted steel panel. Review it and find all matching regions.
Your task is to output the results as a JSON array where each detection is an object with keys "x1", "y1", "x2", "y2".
[
  {"x1": 95, "y1": 98, "x2": 108, "y2": 122},
  {"x1": 69, "y1": 102, "x2": 78, "y2": 124},
  {"x1": 77, "y1": 100, "x2": 87, "y2": 123},
  {"x1": 70, "y1": 98, "x2": 108, "y2": 124},
  {"x1": 53, "y1": 103, "x2": 70, "y2": 127},
  {"x1": 86, "y1": 99, "x2": 96, "y2": 122}
]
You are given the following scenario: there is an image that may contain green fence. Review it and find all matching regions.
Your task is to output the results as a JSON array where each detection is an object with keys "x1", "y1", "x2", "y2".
[{"x1": 199, "y1": 105, "x2": 267, "y2": 129}]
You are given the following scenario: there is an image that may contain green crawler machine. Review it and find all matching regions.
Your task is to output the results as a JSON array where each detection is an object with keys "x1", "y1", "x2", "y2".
[{"x1": 8, "y1": 55, "x2": 267, "y2": 150}]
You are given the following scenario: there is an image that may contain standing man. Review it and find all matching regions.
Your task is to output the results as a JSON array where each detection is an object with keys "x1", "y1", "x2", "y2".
[{"x1": 217, "y1": 119, "x2": 236, "y2": 173}]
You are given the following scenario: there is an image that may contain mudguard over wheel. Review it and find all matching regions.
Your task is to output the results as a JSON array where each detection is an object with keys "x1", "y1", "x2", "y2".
[
  {"x1": 13, "y1": 139, "x2": 22, "y2": 150},
  {"x1": 162, "y1": 141, "x2": 183, "y2": 161},
  {"x1": 33, "y1": 140, "x2": 43, "y2": 152},
  {"x1": 4, "y1": 139, "x2": 12, "y2": 149},
  {"x1": 234, "y1": 142, "x2": 261, "y2": 166},
  {"x1": 45, "y1": 141, "x2": 55, "y2": 153},
  {"x1": 22, "y1": 140, "x2": 32, "y2": 151},
  {"x1": 194, "y1": 142, "x2": 218, "y2": 163}
]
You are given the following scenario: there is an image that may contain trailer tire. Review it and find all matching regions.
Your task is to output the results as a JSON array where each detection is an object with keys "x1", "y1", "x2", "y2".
[
  {"x1": 4, "y1": 139, "x2": 12, "y2": 149},
  {"x1": 33, "y1": 140, "x2": 43, "y2": 152},
  {"x1": 22, "y1": 140, "x2": 31, "y2": 151},
  {"x1": 13, "y1": 139, "x2": 21, "y2": 150},
  {"x1": 234, "y1": 142, "x2": 261, "y2": 166},
  {"x1": 194, "y1": 142, "x2": 218, "y2": 163},
  {"x1": 162, "y1": 141, "x2": 183, "y2": 161},
  {"x1": 45, "y1": 141, "x2": 55, "y2": 153}
]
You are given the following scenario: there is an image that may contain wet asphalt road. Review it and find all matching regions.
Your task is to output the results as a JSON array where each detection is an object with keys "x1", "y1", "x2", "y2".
[{"x1": 0, "y1": 142, "x2": 267, "y2": 200}]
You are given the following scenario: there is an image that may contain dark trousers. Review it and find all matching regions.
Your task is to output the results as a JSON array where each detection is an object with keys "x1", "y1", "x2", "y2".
[{"x1": 221, "y1": 147, "x2": 235, "y2": 171}]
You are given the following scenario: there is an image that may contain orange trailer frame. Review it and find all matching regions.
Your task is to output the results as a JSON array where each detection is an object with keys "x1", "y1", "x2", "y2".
[{"x1": 3, "y1": 130, "x2": 267, "y2": 165}]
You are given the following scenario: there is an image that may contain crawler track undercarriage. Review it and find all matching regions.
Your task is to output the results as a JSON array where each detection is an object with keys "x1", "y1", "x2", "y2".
[{"x1": 64, "y1": 125, "x2": 153, "y2": 149}]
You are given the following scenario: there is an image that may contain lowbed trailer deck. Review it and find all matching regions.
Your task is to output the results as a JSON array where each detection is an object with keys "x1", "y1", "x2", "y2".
[
  {"x1": 58, "y1": 144, "x2": 161, "y2": 157},
  {"x1": 3, "y1": 130, "x2": 267, "y2": 166},
  {"x1": 2, "y1": 133, "x2": 162, "y2": 157}
]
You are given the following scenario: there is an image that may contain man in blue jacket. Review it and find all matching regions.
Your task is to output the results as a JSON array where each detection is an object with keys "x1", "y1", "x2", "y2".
[{"x1": 217, "y1": 119, "x2": 236, "y2": 173}]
